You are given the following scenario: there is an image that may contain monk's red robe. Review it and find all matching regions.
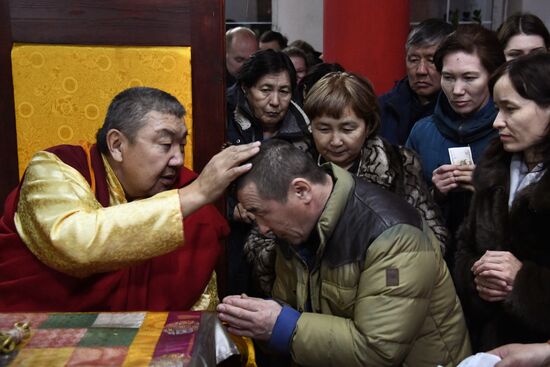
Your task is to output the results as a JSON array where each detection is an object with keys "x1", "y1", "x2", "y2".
[{"x1": 0, "y1": 144, "x2": 228, "y2": 311}]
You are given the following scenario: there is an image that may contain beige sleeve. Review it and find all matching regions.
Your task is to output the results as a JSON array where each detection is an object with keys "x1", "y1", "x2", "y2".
[{"x1": 14, "y1": 151, "x2": 184, "y2": 278}]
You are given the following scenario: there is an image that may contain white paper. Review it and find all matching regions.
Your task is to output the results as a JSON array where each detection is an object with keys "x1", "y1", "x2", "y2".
[{"x1": 449, "y1": 146, "x2": 474, "y2": 165}]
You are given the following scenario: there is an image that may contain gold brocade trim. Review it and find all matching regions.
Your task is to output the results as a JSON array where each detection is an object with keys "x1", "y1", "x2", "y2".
[
  {"x1": 82, "y1": 142, "x2": 96, "y2": 195},
  {"x1": 190, "y1": 272, "x2": 220, "y2": 311},
  {"x1": 101, "y1": 153, "x2": 127, "y2": 205}
]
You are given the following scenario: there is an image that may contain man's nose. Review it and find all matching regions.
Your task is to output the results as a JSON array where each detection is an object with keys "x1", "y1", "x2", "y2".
[
  {"x1": 416, "y1": 59, "x2": 428, "y2": 74},
  {"x1": 170, "y1": 146, "x2": 184, "y2": 166}
]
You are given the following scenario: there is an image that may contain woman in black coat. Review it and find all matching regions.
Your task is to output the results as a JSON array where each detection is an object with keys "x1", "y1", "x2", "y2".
[{"x1": 454, "y1": 52, "x2": 550, "y2": 352}]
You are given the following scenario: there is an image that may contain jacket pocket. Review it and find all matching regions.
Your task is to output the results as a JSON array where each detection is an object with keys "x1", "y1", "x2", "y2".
[{"x1": 320, "y1": 280, "x2": 357, "y2": 317}]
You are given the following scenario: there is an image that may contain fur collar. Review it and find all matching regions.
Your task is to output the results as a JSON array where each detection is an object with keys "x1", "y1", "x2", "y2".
[
  {"x1": 356, "y1": 136, "x2": 397, "y2": 190},
  {"x1": 475, "y1": 139, "x2": 550, "y2": 212}
]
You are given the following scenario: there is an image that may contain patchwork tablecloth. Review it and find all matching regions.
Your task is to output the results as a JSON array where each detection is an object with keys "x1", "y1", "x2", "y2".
[{"x1": 0, "y1": 311, "x2": 241, "y2": 366}]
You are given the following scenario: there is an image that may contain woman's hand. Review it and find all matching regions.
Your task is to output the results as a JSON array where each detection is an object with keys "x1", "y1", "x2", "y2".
[
  {"x1": 471, "y1": 250, "x2": 523, "y2": 301},
  {"x1": 432, "y1": 164, "x2": 459, "y2": 195},
  {"x1": 432, "y1": 164, "x2": 476, "y2": 195},
  {"x1": 474, "y1": 273, "x2": 510, "y2": 302},
  {"x1": 452, "y1": 164, "x2": 475, "y2": 192},
  {"x1": 489, "y1": 343, "x2": 550, "y2": 367}
]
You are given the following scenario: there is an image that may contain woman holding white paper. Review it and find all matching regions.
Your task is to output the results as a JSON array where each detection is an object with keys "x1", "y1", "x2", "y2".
[
  {"x1": 406, "y1": 24, "x2": 504, "y2": 268},
  {"x1": 454, "y1": 52, "x2": 550, "y2": 352}
]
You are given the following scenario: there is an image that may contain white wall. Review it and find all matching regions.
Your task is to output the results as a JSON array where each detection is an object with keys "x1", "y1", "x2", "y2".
[
  {"x1": 506, "y1": 0, "x2": 550, "y2": 28},
  {"x1": 225, "y1": 0, "x2": 258, "y2": 23},
  {"x1": 272, "y1": 0, "x2": 324, "y2": 52}
]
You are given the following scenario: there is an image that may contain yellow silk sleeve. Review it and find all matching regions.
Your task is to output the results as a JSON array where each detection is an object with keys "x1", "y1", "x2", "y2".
[{"x1": 14, "y1": 151, "x2": 184, "y2": 278}]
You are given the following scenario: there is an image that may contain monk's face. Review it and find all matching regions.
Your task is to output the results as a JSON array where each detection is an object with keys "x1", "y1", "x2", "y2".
[{"x1": 116, "y1": 111, "x2": 187, "y2": 200}]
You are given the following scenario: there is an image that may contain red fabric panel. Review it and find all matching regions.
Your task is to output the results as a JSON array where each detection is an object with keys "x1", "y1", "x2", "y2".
[{"x1": 323, "y1": 0, "x2": 410, "y2": 95}]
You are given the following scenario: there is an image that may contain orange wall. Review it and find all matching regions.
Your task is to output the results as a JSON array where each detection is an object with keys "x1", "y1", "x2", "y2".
[{"x1": 323, "y1": 0, "x2": 410, "y2": 95}]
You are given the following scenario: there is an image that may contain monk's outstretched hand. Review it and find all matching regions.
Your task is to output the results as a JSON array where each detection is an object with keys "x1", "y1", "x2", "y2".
[{"x1": 179, "y1": 141, "x2": 260, "y2": 217}]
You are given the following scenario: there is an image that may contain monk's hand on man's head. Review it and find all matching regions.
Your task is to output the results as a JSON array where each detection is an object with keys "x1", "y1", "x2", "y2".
[
  {"x1": 197, "y1": 142, "x2": 260, "y2": 203},
  {"x1": 178, "y1": 142, "x2": 260, "y2": 217}
]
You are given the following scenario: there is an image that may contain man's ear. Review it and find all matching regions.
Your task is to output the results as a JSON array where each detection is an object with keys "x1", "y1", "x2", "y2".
[
  {"x1": 290, "y1": 178, "x2": 313, "y2": 203},
  {"x1": 106, "y1": 129, "x2": 126, "y2": 162}
]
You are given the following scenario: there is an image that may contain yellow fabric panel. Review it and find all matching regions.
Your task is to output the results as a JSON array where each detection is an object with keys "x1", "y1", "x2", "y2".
[
  {"x1": 123, "y1": 312, "x2": 168, "y2": 366},
  {"x1": 11, "y1": 347, "x2": 75, "y2": 366},
  {"x1": 11, "y1": 43, "x2": 193, "y2": 177}
]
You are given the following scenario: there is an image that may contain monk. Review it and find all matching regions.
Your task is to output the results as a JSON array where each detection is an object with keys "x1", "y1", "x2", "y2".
[{"x1": 0, "y1": 87, "x2": 260, "y2": 311}]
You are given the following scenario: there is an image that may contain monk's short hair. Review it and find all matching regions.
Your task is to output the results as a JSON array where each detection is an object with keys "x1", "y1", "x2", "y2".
[{"x1": 96, "y1": 87, "x2": 185, "y2": 154}]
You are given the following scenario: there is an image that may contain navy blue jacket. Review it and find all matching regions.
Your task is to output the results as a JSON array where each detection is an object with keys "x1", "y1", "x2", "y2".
[
  {"x1": 379, "y1": 78, "x2": 437, "y2": 145},
  {"x1": 406, "y1": 93, "x2": 498, "y2": 184},
  {"x1": 405, "y1": 93, "x2": 498, "y2": 269}
]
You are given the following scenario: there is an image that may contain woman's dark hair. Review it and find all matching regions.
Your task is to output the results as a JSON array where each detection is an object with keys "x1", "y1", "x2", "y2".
[
  {"x1": 259, "y1": 30, "x2": 288, "y2": 50},
  {"x1": 237, "y1": 49, "x2": 297, "y2": 92},
  {"x1": 490, "y1": 52, "x2": 550, "y2": 168},
  {"x1": 497, "y1": 13, "x2": 550, "y2": 49},
  {"x1": 300, "y1": 62, "x2": 345, "y2": 97},
  {"x1": 434, "y1": 24, "x2": 505, "y2": 75}
]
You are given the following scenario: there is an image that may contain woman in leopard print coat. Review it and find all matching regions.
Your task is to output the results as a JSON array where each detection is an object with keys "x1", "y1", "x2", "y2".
[{"x1": 244, "y1": 72, "x2": 447, "y2": 295}]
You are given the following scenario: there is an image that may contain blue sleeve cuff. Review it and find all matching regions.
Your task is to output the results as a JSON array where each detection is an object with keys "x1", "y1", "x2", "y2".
[{"x1": 268, "y1": 305, "x2": 300, "y2": 355}]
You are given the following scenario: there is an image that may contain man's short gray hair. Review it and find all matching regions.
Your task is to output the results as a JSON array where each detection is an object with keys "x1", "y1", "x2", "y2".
[
  {"x1": 234, "y1": 139, "x2": 327, "y2": 203},
  {"x1": 406, "y1": 18, "x2": 454, "y2": 50}
]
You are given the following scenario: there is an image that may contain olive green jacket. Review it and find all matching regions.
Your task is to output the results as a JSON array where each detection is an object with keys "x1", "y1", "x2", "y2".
[{"x1": 272, "y1": 165, "x2": 471, "y2": 366}]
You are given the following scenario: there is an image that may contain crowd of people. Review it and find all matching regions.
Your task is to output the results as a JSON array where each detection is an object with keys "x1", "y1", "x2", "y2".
[
  {"x1": 221, "y1": 16, "x2": 550, "y2": 367},
  {"x1": 1, "y1": 12, "x2": 550, "y2": 367}
]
